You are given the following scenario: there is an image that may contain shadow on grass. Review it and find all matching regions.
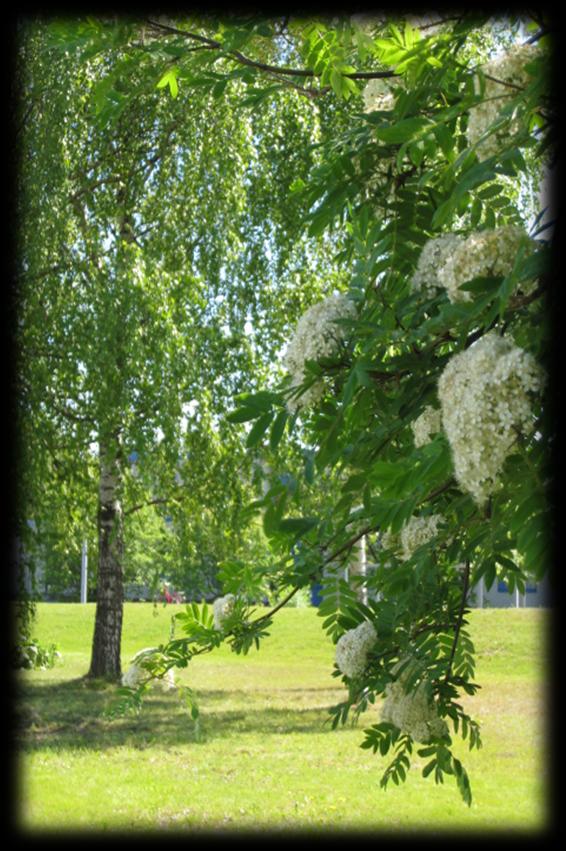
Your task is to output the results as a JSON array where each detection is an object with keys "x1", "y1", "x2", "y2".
[{"x1": 15, "y1": 676, "x2": 350, "y2": 754}]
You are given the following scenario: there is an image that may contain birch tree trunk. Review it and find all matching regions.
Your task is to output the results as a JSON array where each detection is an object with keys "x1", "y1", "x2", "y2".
[
  {"x1": 349, "y1": 533, "x2": 367, "y2": 605},
  {"x1": 88, "y1": 444, "x2": 124, "y2": 680}
]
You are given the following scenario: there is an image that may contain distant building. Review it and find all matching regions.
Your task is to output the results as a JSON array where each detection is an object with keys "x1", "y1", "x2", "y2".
[
  {"x1": 469, "y1": 574, "x2": 551, "y2": 608},
  {"x1": 310, "y1": 533, "x2": 552, "y2": 609}
]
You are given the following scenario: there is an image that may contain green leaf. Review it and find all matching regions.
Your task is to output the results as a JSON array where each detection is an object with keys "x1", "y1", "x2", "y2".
[
  {"x1": 269, "y1": 410, "x2": 288, "y2": 450},
  {"x1": 516, "y1": 248, "x2": 549, "y2": 282},
  {"x1": 376, "y1": 117, "x2": 432, "y2": 145},
  {"x1": 417, "y1": 745, "x2": 438, "y2": 758},
  {"x1": 453, "y1": 757, "x2": 472, "y2": 806},
  {"x1": 342, "y1": 367, "x2": 359, "y2": 408},
  {"x1": 422, "y1": 758, "x2": 437, "y2": 778},
  {"x1": 330, "y1": 69, "x2": 344, "y2": 97},
  {"x1": 304, "y1": 450, "x2": 315, "y2": 485},
  {"x1": 246, "y1": 412, "x2": 274, "y2": 448},
  {"x1": 289, "y1": 177, "x2": 307, "y2": 194},
  {"x1": 470, "y1": 197, "x2": 482, "y2": 227},
  {"x1": 234, "y1": 391, "x2": 279, "y2": 411},
  {"x1": 278, "y1": 517, "x2": 318, "y2": 538},
  {"x1": 431, "y1": 198, "x2": 454, "y2": 229},
  {"x1": 156, "y1": 67, "x2": 179, "y2": 99},
  {"x1": 211, "y1": 79, "x2": 228, "y2": 98},
  {"x1": 227, "y1": 407, "x2": 262, "y2": 424}
]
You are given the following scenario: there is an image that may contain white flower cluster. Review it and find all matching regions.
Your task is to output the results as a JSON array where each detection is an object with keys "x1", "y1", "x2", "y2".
[
  {"x1": 381, "y1": 659, "x2": 448, "y2": 743},
  {"x1": 437, "y1": 226, "x2": 535, "y2": 303},
  {"x1": 466, "y1": 43, "x2": 540, "y2": 160},
  {"x1": 382, "y1": 515, "x2": 444, "y2": 561},
  {"x1": 122, "y1": 662, "x2": 144, "y2": 689},
  {"x1": 412, "y1": 226, "x2": 535, "y2": 304},
  {"x1": 410, "y1": 233, "x2": 465, "y2": 299},
  {"x1": 362, "y1": 77, "x2": 396, "y2": 112},
  {"x1": 438, "y1": 331, "x2": 544, "y2": 505},
  {"x1": 213, "y1": 593, "x2": 236, "y2": 631},
  {"x1": 411, "y1": 406, "x2": 443, "y2": 447},
  {"x1": 399, "y1": 514, "x2": 444, "y2": 561},
  {"x1": 283, "y1": 294, "x2": 357, "y2": 413},
  {"x1": 335, "y1": 620, "x2": 377, "y2": 679},
  {"x1": 121, "y1": 647, "x2": 176, "y2": 690}
]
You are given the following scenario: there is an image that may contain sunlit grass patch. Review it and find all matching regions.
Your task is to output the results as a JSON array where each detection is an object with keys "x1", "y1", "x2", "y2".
[{"x1": 16, "y1": 604, "x2": 549, "y2": 833}]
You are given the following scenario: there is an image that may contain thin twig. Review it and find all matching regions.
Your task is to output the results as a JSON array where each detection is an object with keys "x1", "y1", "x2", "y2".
[
  {"x1": 123, "y1": 497, "x2": 173, "y2": 517},
  {"x1": 420, "y1": 479, "x2": 455, "y2": 505},
  {"x1": 252, "y1": 586, "x2": 300, "y2": 624}
]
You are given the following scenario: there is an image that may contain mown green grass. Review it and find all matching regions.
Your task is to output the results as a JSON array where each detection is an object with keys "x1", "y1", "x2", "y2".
[{"x1": 16, "y1": 603, "x2": 549, "y2": 833}]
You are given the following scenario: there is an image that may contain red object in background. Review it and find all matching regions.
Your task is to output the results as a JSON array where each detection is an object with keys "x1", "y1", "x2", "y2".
[{"x1": 162, "y1": 585, "x2": 183, "y2": 604}]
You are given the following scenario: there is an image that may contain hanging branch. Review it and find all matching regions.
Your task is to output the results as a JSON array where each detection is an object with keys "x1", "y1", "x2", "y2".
[{"x1": 144, "y1": 18, "x2": 398, "y2": 82}]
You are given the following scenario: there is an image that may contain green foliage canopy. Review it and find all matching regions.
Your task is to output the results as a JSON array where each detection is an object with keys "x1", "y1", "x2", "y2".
[{"x1": 15, "y1": 15, "x2": 345, "y2": 605}]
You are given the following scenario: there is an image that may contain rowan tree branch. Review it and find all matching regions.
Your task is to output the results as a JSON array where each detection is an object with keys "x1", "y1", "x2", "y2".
[{"x1": 253, "y1": 585, "x2": 300, "y2": 623}]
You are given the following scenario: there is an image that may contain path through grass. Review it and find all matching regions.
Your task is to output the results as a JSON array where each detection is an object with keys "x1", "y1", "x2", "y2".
[{"x1": 16, "y1": 604, "x2": 549, "y2": 833}]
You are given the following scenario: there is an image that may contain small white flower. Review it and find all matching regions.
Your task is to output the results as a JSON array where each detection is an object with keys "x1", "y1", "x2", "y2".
[
  {"x1": 335, "y1": 620, "x2": 377, "y2": 678},
  {"x1": 412, "y1": 406, "x2": 442, "y2": 447},
  {"x1": 362, "y1": 77, "x2": 396, "y2": 112},
  {"x1": 122, "y1": 646, "x2": 176, "y2": 690},
  {"x1": 438, "y1": 331, "x2": 544, "y2": 504},
  {"x1": 400, "y1": 514, "x2": 444, "y2": 561},
  {"x1": 381, "y1": 657, "x2": 448, "y2": 743},
  {"x1": 384, "y1": 515, "x2": 444, "y2": 561},
  {"x1": 213, "y1": 594, "x2": 236, "y2": 631},
  {"x1": 122, "y1": 662, "x2": 144, "y2": 688},
  {"x1": 466, "y1": 43, "x2": 541, "y2": 160},
  {"x1": 437, "y1": 226, "x2": 536, "y2": 304},
  {"x1": 283, "y1": 294, "x2": 357, "y2": 413},
  {"x1": 411, "y1": 233, "x2": 466, "y2": 299},
  {"x1": 402, "y1": 514, "x2": 443, "y2": 560},
  {"x1": 163, "y1": 668, "x2": 176, "y2": 691}
]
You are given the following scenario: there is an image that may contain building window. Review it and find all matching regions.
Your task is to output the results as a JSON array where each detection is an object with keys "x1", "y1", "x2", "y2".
[{"x1": 498, "y1": 579, "x2": 537, "y2": 594}]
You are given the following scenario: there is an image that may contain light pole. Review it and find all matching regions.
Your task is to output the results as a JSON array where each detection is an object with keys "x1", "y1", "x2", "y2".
[{"x1": 80, "y1": 540, "x2": 88, "y2": 603}]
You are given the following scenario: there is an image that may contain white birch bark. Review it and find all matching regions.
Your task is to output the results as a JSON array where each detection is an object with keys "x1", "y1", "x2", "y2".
[{"x1": 88, "y1": 443, "x2": 124, "y2": 680}]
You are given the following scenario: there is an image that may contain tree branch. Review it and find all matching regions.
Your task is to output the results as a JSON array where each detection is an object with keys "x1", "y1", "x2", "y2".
[
  {"x1": 420, "y1": 479, "x2": 455, "y2": 505},
  {"x1": 417, "y1": 15, "x2": 464, "y2": 31},
  {"x1": 123, "y1": 497, "x2": 172, "y2": 517},
  {"x1": 144, "y1": 18, "x2": 398, "y2": 82},
  {"x1": 252, "y1": 585, "x2": 300, "y2": 624},
  {"x1": 251, "y1": 522, "x2": 377, "y2": 629},
  {"x1": 526, "y1": 28, "x2": 548, "y2": 44}
]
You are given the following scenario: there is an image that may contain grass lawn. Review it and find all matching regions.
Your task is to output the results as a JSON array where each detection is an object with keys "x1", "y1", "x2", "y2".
[{"x1": 15, "y1": 603, "x2": 550, "y2": 834}]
